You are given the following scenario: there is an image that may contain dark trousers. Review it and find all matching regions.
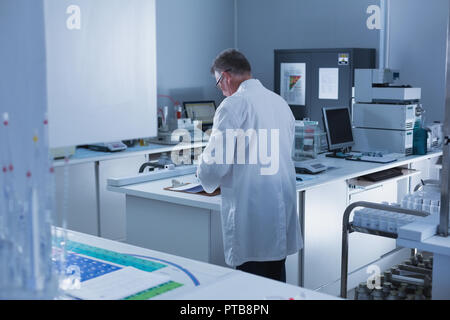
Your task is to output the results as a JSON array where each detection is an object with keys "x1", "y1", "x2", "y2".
[{"x1": 236, "y1": 258, "x2": 286, "y2": 283}]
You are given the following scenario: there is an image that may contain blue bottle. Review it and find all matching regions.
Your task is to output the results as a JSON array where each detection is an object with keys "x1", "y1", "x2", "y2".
[{"x1": 413, "y1": 107, "x2": 428, "y2": 155}]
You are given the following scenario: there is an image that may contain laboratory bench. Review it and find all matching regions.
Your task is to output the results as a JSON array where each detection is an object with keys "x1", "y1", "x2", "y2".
[
  {"x1": 57, "y1": 228, "x2": 338, "y2": 300},
  {"x1": 52, "y1": 142, "x2": 207, "y2": 241},
  {"x1": 108, "y1": 151, "x2": 442, "y2": 296}
]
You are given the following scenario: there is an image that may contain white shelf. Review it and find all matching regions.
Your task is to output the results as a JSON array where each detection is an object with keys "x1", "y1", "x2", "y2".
[{"x1": 347, "y1": 168, "x2": 420, "y2": 194}]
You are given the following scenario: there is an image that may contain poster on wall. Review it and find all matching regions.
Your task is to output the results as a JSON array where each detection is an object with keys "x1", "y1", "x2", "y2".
[
  {"x1": 280, "y1": 62, "x2": 306, "y2": 106},
  {"x1": 318, "y1": 68, "x2": 339, "y2": 100}
]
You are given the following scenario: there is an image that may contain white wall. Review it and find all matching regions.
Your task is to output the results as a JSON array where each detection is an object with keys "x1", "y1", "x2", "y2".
[
  {"x1": 155, "y1": 0, "x2": 235, "y2": 110},
  {"x1": 236, "y1": 0, "x2": 449, "y2": 124},
  {"x1": 389, "y1": 0, "x2": 449, "y2": 123}
]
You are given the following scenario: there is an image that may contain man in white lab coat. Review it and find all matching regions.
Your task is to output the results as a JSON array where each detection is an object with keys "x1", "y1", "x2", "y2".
[{"x1": 197, "y1": 49, "x2": 303, "y2": 282}]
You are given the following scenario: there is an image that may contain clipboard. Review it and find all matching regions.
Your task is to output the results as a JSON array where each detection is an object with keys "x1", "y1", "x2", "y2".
[{"x1": 164, "y1": 183, "x2": 220, "y2": 197}]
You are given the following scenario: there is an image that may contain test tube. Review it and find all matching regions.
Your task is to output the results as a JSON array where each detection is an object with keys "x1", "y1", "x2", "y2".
[
  {"x1": 369, "y1": 209, "x2": 380, "y2": 230},
  {"x1": 353, "y1": 210, "x2": 362, "y2": 227}
]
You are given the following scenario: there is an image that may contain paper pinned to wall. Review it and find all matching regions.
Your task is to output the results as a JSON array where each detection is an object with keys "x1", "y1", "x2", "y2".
[
  {"x1": 280, "y1": 63, "x2": 306, "y2": 105},
  {"x1": 319, "y1": 68, "x2": 339, "y2": 100}
]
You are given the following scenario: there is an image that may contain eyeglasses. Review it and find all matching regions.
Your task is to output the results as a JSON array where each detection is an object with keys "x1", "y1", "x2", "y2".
[{"x1": 215, "y1": 68, "x2": 232, "y2": 88}]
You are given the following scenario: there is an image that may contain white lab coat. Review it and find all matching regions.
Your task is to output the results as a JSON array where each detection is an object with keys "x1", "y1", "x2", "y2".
[{"x1": 197, "y1": 79, "x2": 303, "y2": 267}]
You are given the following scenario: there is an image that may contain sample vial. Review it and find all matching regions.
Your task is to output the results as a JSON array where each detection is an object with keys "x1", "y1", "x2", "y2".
[
  {"x1": 386, "y1": 214, "x2": 398, "y2": 233},
  {"x1": 413, "y1": 198, "x2": 423, "y2": 211},
  {"x1": 352, "y1": 210, "x2": 362, "y2": 227},
  {"x1": 422, "y1": 199, "x2": 431, "y2": 213},
  {"x1": 430, "y1": 200, "x2": 440, "y2": 214},
  {"x1": 379, "y1": 213, "x2": 388, "y2": 232},
  {"x1": 369, "y1": 210, "x2": 380, "y2": 230},
  {"x1": 360, "y1": 210, "x2": 371, "y2": 229}
]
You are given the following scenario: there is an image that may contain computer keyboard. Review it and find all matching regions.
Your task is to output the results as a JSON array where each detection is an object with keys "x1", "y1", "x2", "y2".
[
  {"x1": 346, "y1": 154, "x2": 398, "y2": 164},
  {"x1": 360, "y1": 168, "x2": 403, "y2": 182},
  {"x1": 360, "y1": 155, "x2": 397, "y2": 163}
]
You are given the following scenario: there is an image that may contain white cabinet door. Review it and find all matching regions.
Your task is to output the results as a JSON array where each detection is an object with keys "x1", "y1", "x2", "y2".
[
  {"x1": 54, "y1": 162, "x2": 98, "y2": 236},
  {"x1": 99, "y1": 155, "x2": 147, "y2": 241},
  {"x1": 302, "y1": 180, "x2": 348, "y2": 290}
]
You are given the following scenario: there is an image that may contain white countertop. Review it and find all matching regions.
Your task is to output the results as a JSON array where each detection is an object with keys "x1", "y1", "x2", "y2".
[
  {"x1": 61, "y1": 228, "x2": 338, "y2": 300},
  {"x1": 53, "y1": 141, "x2": 207, "y2": 167},
  {"x1": 108, "y1": 151, "x2": 442, "y2": 211}
]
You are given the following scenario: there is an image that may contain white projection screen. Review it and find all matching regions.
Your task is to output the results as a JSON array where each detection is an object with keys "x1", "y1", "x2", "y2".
[{"x1": 44, "y1": 0, "x2": 157, "y2": 148}]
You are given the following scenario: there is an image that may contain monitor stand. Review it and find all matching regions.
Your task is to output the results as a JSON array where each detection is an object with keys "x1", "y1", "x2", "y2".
[{"x1": 325, "y1": 148, "x2": 352, "y2": 159}]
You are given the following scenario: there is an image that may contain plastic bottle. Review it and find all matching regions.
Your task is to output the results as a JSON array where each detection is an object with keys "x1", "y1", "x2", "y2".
[
  {"x1": 175, "y1": 104, "x2": 183, "y2": 119},
  {"x1": 355, "y1": 282, "x2": 370, "y2": 300},
  {"x1": 386, "y1": 290, "x2": 399, "y2": 300},
  {"x1": 382, "y1": 282, "x2": 392, "y2": 298},
  {"x1": 407, "y1": 196, "x2": 416, "y2": 210},
  {"x1": 414, "y1": 287, "x2": 426, "y2": 300},
  {"x1": 413, "y1": 127, "x2": 428, "y2": 155},
  {"x1": 430, "y1": 200, "x2": 440, "y2": 214},
  {"x1": 413, "y1": 197, "x2": 423, "y2": 211},
  {"x1": 371, "y1": 288, "x2": 384, "y2": 300},
  {"x1": 398, "y1": 283, "x2": 408, "y2": 300},
  {"x1": 422, "y1": 199, "x2": 431, "y2": 213},
  {"x1": 384, "y1": 271, "x2": 392, "y2": 283},
  {"x1": 401, "y1": 196, "x2": 409, "y2": 209},
  {"x1": 413, "y1": 106, "x2": 428, "y2": 155}
]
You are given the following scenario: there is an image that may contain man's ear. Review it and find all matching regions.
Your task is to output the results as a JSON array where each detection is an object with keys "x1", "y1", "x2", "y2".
[{"x1": 223, "y1": 71, "x2": 232, "y2": 84}]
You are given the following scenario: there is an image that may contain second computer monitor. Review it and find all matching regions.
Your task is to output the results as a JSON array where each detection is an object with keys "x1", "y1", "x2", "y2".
[
  {"x1": 322, "y1": 106, "x2": 355, "y2": 155},
  {"x1": 183, "y1": 101, "x2": 216, "y2": 126}
]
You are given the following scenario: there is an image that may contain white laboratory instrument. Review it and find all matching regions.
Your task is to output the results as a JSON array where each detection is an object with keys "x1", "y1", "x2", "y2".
[
  {"x1": 353, "y1": 103, "x2": 417, "y2": 130},
  {"x1": 353, "y1": 69, "x2": 422, "y2": 155},
  {"x1": 354, "y1": 69, "x2": 421, "y2": 103},
  {"x1": 353, "y1": 127, "x2": 413, "y2": 155},
  {"x1": 346, "y1": 152, "x2": 399, "y2": 164},
  {"x1": 294, "y1": 159, "x2": 328, "y2": 174},
  {"x1": 150, "y1": 118, "x2": 208, "y2": 145},
  {"x1": 50, "y1": 146, "x2": 77, "y2": 159},
  {"x1": 87, "y1": 141, "x2": 128, "y2": 152}
]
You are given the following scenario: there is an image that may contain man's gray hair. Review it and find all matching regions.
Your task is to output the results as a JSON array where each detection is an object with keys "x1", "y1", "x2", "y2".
[{"x1": 210, "y1": 49, "x2": 252, "y2": 76}]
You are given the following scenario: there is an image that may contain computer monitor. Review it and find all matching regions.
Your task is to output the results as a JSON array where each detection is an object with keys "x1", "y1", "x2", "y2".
[
  {"x1": 183, "y1": 101, "x2": 216, "y2": 127},
  {"x1": 322, "y1": 106, "x2": 355, "y2": 158}
]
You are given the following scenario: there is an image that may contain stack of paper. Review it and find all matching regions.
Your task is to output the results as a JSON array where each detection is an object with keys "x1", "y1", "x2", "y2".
[
  {"x1": 66, "y1": 267, "x2": 170, "y2": 300},
  {"x1": 170, "y1": 183, "x2": 205, "y2": 194}
]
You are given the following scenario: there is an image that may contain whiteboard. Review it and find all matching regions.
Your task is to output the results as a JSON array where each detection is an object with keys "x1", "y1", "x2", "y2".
[{"x1": 44, "y1": 0, "x2": 157, "y2": 148}]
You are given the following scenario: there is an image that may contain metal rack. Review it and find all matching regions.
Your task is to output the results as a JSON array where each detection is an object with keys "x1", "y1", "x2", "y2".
[{"x1": 340, "y1": 201, "x2": 430, "y2": 298}]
